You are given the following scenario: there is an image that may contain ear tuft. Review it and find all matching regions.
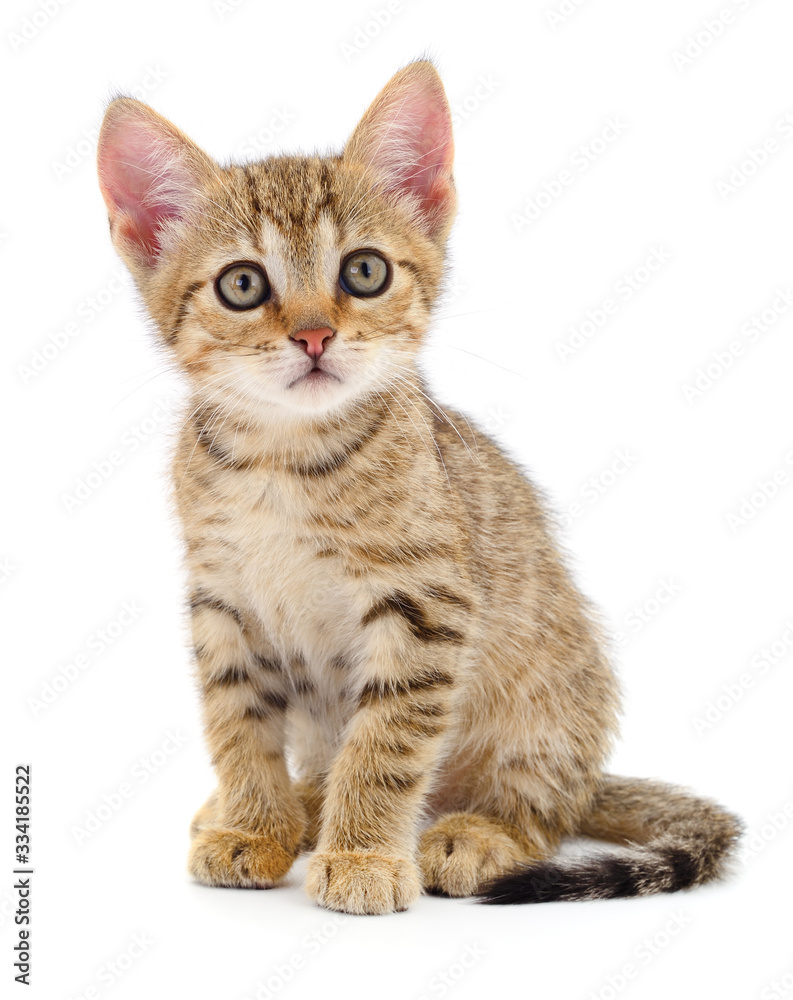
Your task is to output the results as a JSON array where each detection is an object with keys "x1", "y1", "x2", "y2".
[
  {"x1": 344, "y1": 61, "x2": 456, "y2": 239},
  {"x1": 97, "y1": 99, "x2": 214, "y2": 267}
]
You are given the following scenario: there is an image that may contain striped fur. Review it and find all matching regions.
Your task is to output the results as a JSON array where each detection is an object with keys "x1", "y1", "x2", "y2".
[{"x1": 97, "y1": 60, "x2": 741, "y2": 914}]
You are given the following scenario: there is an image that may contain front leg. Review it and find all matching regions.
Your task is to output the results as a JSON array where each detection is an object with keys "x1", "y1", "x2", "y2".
[
  {"x1": 187, "y1": 587, "x2": 306, "y2": 888},
  {"x1": 306, "y1": 589, "x2": 468, "y2": 914}
]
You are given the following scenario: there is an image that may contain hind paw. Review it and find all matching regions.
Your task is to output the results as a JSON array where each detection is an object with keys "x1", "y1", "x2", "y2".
[{"x1": 418, "y1": 812, "x2": 527, "y2": 897}]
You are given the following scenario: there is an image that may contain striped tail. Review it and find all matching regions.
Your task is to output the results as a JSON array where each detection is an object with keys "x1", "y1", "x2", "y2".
[{"x1": 479, "y1": 775, "x2": 743, "y2": 904}]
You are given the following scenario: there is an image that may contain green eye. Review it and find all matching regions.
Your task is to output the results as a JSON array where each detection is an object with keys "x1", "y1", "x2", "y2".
[
  {"x1": 215, "y1": 262, "x2": 270, "y2": 310},
  {"x1": 339, "y1": 250, "x2": 390, "y2": 297}
]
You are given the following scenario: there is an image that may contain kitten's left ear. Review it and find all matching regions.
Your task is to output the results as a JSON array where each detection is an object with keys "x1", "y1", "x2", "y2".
[
  {"x1": 97, "y1": 98, "x2": 216, "y2": 270},
  {"x1": 344, "y1": 60, "x2": 456, "y2": 241}
]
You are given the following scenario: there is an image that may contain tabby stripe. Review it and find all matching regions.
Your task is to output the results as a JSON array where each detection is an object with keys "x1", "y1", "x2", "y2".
[
  {"x1": 396, "y1": 258, "x2": 431, "y2": 308},
  {"x1": 309, "y1": 162, "x2": 336, "y2": 225},
  {"x1": 254, "y1": 654, "x2": 283, "y2": 673},
  {"x1": 502, "y1": 756, "x2": 533, "y2": 772},
  {"x1": 211, "y1": 691, "x2": 288, "y2": 719},
  {"x1": 424, "y1": 585, "x2": 472, "y2": 611},
  {"x1": 190, "y1": 592, "x2": 244, "y2": 627},
  {"x1": 169, "y1": 280, "x2": 204, "y2": 343},
  {"x1": 396, "y1": 718, "x2": 443, "y2": 739},
  {"x1": 362, "y1": 590, "x2": 464, "y2": 644},
  {"x1": 204, "y1": 664, "x2": 250, "y2": 689},
  {"x1": 193, "y1": 418, "x2": 254, "y2": 471},
  {"x1": 360, "y1": 770, "x2": 420, "y2": 794},
  {"x1": 287, "y1": 410, "x2": 386, "y2": 478},
  {"x1": 293, "y1": 678, "x2": 317, "y2": 696},
  {"x1": 343, "y1": 541, "x2": 456, "y2": 572},
  {"x1": 241, "y1": 166, "x2": 264, "y2": 252},
  {"x1": 409, "y1": 702, "x2": 447, "y2": 718},
  {"x1": 365, "y1": 736, "x2": 418, "y2": 756},
  {"x1": 260, "y1": 691, "x2": 289, "y2": 712},
  {"x1": 358, "y1": 668, "x2": 453, "y2": 707},
  {"x1": 381, "y1": 704, "x2": 447, "y2": 739},
  {"x1": 242, "y1": 701, "x2": 287, "y2": 721}
]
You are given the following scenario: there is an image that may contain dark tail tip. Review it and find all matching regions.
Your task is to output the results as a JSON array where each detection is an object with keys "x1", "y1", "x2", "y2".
[
  {"x1": 479, "y1": 853, "x2": 646, "y2": 904},
  {"x1": 477, "y1": 837, "x2": 732, "y2": 905}
]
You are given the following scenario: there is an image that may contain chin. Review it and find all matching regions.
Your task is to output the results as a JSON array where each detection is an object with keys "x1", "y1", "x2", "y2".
[{"x1": 275, "y1": 373, "x2": 370, "y2": 418}]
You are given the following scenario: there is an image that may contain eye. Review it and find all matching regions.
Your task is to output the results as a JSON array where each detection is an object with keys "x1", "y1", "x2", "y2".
[
  {"x1": 215, "y1": 262, "x2": 270, "y2": 310},
  {"x1": 339, "y1": 250, "x2": 390, "y2": 297}
]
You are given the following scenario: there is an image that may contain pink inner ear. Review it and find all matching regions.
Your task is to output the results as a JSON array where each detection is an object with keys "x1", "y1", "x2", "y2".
[
  {"x1": 349, "y1": 69, "x2": 455, "y2": 235},
  {"x1": 394, "y1": 100, "x2": 453, "y2": 217},
  {"x1": 98, "y1": 115, "x2": 195, "y2": 263}
]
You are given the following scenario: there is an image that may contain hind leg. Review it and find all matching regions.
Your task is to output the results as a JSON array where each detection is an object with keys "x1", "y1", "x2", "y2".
[
  {"x1": 419, "y1": 750, "x2": 594, "y2": 896},
  {"x1": 420, "y1": 620, "x2": 617, "y2": 897}
]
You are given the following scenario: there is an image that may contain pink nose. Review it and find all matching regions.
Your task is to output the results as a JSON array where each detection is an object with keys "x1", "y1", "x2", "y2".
[{"x1": 292, "y1": 327, "x2": 334, "y2": 359}]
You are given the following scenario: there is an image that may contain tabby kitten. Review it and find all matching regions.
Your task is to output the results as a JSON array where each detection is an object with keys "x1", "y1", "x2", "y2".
[{"x1": 96, "y1": 60, "x2": 741, "y2": 914}]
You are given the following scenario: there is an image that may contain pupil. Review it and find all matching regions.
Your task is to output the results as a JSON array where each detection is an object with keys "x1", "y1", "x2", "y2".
[
  {"x1": 238, "y1": 274, "x2": 250, "y2": 292},
  {"x1": 361, "y1": 261, "x2": 370, "y2": 279}
]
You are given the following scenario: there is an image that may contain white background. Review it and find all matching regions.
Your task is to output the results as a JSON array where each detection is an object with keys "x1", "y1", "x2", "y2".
[{"x1": 4, "y1": 0, "x2": 793, "y2": 998}]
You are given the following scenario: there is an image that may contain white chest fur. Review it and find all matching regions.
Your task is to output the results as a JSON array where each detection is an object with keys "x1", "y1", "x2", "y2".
[{"x1": 213, "y1": 470, "x2": 364, "y2": 666}]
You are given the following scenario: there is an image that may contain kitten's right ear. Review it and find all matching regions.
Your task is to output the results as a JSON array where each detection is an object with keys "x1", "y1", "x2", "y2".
[{"x1": 97, "y1": 98, "x2": 215, "y2": 269}]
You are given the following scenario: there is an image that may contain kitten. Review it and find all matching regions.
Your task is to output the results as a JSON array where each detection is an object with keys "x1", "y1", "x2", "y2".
[{"x1": 96, "y1": 60, "x2": 741, "y2": 914}]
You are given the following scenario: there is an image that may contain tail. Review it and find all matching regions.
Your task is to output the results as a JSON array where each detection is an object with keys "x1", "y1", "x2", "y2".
[{"x1": 479, "y1": 775, "x2": 743, "y2": 904}]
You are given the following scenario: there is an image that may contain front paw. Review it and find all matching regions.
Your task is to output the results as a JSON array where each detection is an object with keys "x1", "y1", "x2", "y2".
[
  {"x1": 189, "y1": 827, "x2": 297, "y2": 888},
  {"x1": 306, "y1": 850, "x2": 420, "y2": 915}
]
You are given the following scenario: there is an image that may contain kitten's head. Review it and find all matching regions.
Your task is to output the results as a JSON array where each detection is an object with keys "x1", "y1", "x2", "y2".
[{"x1": 97, "y1": 60, "x2": 455, "y2": 420}]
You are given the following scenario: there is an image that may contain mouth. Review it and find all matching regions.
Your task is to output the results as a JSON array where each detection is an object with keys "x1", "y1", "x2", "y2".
[{"x1": 288, "y1": 363, "x2": 340, "y2": 389}]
